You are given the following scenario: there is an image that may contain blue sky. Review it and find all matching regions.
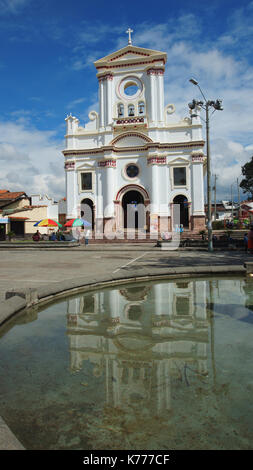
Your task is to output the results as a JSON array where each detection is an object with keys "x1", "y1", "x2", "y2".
[{"x1": 0, "y1": 0, "x2": 253, "y2": 201}]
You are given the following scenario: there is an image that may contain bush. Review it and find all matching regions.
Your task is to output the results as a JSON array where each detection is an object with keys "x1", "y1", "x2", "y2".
[{"x1": 7, "y1": 230, "x2": 15, "y2": 241}]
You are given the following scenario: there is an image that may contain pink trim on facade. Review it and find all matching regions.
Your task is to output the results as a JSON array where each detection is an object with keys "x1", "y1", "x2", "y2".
[
  {"x1": 191, "y1": 154, "x2": 205, "y2": 162},
  {"x1": 63, "y1": 141, "x2": 205, "y2": 157},
  {"x1": 98, "y1": 159, "x2": 116, "y2": 168},
  {"x1": 116, "y1": 117, "x2": 144, "y2": 125},
  {"x1": 64, "y1": 161, "x2": 75, "y2": 169},
  {"x1": 98, "y1": 73, "x2": 113, "y2": 81},
  {"x1": 147, "y1": 68, "x2": 165, "y2": 75},
  {"x1": 147, "y1": 156, "x2": 167, "y2": 165}
]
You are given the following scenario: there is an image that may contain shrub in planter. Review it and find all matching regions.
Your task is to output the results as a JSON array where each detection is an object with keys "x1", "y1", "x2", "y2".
[{"x1": 7, "y1": 230, "x2": 15, "y2": 241}]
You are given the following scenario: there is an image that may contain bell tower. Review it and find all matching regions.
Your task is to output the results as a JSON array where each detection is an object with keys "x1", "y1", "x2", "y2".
[{"x1": 94, "y1": 32, "x2": 167, "y2": 130}]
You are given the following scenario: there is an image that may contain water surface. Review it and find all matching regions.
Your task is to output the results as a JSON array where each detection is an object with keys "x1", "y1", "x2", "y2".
[{"x1": 0, "y1": 276, "x2": 253, "y2": 450}]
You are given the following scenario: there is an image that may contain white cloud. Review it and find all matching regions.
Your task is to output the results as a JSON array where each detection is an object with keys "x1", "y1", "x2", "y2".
[
  {"x1": 66, "y1": 97, "x2": 86, "y2": 110},
  {"x1": 0, "y1": 0, "x2": 31, "y2": 15},
  {"x1": 0, "y1": 119, "x2": 64, "y2": 200}
]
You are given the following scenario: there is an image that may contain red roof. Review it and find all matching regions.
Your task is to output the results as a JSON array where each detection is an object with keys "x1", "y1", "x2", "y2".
[
  {"x1": 0, "y1": 191, "x2": 26, "y2": 200},
  {"x1": 8, "y1": 216, "x2": 29, "y2": 220}
]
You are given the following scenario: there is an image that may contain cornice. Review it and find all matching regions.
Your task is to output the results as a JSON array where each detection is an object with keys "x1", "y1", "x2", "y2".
[
  {"x1": 62, "y1": 140, "x2": 205, "y2": 156},
  {"x1": 95, "y1": 57, "x2": 166, "y2": 73}
]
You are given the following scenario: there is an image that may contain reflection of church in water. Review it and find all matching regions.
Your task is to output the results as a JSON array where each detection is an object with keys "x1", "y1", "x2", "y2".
[{"x1": 67, "y1": 280, "x2": 210, "y2": 414}]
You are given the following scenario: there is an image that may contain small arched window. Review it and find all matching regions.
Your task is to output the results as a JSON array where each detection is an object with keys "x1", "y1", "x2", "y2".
[
  {"x1": 128, "y1": 104, "x2": 135, "y2": 117},
  {"x1": 118, "y1": 103, "x2": 124, "y2": 117},
  {"x1": 138, "y1": 101, "x2": 145, "y2": 115}
]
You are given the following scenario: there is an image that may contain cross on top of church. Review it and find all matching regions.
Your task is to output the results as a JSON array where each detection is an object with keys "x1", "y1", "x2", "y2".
[{"x1": 126, "y1": 28, "x2": 133, "y2": 45}]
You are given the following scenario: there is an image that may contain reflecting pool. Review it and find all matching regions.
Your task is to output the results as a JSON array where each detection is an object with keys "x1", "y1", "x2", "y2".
[{"x1": 0, "y1": 276, "x2": 253, "y2": 450}]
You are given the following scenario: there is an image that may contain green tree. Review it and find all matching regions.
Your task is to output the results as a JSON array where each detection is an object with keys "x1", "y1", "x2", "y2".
[{"x1": 240, "y1": 156, "x2": 253, "y2": 198}]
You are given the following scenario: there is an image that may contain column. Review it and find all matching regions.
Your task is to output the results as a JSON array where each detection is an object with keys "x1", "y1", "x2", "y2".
[
  {"x1": 148, "y1": 71, "x2": 157, "y2": 124},
  {"x1": 194, "y1": 280, "x2": 207, "y2": 320},
  {"x1": 157, "y1": 72, "x2": 165, "y2": 123},
  {"x1": 99, "y1": 78, "x2": 105, "y2": 128},
  {"x1": 153, "y1": 284, "x2": 163, "y2": 317},
  {"x1": 150, "y1": 163, "x2": 159, "y2": 214},
  {"x1": 105, "y1": 75, "x2": 113, "y2": 127},
  {"x1": 99, "y1": 159, "x2": 116, "y2": 236},
  {"x1": 104, "y1": 165, "x2": 115, "y2": 218},
  {"x1": 150, "y1": 162, "x2": 159, "y2": 235},
  {"x1": 65, "y1": 162, "x2": 78, "y2": 219},
  {"x1": 95, "y1": 168, "x2": 104, "y2": 238}
]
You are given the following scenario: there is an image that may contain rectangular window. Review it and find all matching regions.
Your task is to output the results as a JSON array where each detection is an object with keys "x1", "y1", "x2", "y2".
[
  {"x1": 175, "y1": 296, "x2": 190, "y2": 316},
  {"x1": 81, "y1": 172, "x2": 92, "y2": 191},
  {"x1": 173, "y1": 167, "x2": 186, "y2": 186}
]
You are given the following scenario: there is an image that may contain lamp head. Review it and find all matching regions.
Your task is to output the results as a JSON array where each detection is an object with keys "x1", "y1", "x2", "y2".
[
  {"x1": 214, "y1": 99, "x2": 223, "y2": 110},
  {"x1": 188, "y1": 99, "x2": 196, "y2": 110},
  {"x1": 189, "y1": 78, "x2": 198, "y2": 85}
]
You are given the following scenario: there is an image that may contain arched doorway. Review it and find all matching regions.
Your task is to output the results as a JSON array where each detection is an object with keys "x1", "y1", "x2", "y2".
[
  {"x1": 122, "y1": 190, "x2": 145, "y2": 229},
  {"x1": 173, "y1": 195, "x2": 189, "y2": 228},
  {"x1": 80, "y1": 198, "x2": 94, "y2": 230}
]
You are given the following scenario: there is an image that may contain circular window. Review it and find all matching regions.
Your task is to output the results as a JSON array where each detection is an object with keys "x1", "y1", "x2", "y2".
[
  {"x1": 124, "y1": 82, "x2": 139, "y2": 96},
  {"x1": 118, "y1": 76, "x2": 143, "y2": 100},
  {"x1": 126, "y1": 164, "x2": 139, "y2": 178}
]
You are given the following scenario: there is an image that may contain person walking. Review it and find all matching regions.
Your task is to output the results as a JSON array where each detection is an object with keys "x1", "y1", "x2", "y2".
[{"x1": 85, "y1": 228, "x2": 90, "y2": 246}]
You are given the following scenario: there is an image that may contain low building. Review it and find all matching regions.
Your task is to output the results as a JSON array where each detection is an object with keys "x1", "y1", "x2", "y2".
[
  {"x1": 0, "y1": 190, "x2": 62, "y2": 239},
  {"x1": 240, "y1": 201, "x2": 253, "y2": 223},
  {"x1": 0, "y1": 190, "x2": 31, "y2": 239},
  {"x1": 30, "y1": 194, "x2": 59, "y2": 220},
  {"x1": 205, "y1": 201, "x2": 238, "y2": 221}
]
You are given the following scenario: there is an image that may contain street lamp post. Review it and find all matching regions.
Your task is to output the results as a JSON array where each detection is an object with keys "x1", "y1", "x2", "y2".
[{"x1": 189, "y1": 79, "x2": 223, "y2": 252}]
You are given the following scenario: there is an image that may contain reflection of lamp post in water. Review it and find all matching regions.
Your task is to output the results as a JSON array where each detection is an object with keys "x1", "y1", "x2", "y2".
[
  {"x1": 209, "y1": 279, "x2": 217, "y2": 388},
  {"x1": 189, "y1": 78, "x2": 223, "y2": 252}
]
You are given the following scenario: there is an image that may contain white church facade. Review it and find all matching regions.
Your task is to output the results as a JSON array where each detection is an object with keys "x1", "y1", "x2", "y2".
[{"x1": 63, "y1": 33, "x2": 206, "y2": 237}]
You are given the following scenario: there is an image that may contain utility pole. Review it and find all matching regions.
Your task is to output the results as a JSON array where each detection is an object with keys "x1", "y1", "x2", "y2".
[
  {"x1": 213, "y1": 174, "x2": 217, "y2": 221},
  {"x1": 189, "y1": 79, "x2": 223, "y2": 252},
  {"x1": 205, "y1": 104, "x2": 213, "y2": 247},
  {"x1": 231, "y1": 184, "x2": 234, "y2": 219},
  {"x1": 237, "y1": 177, "x2": 241, "y2": 219}
]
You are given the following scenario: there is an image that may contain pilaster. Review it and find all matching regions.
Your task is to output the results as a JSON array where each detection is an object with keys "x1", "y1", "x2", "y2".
[{"x1": 65, "y1": 161, "x2": 78, "y2": 219}]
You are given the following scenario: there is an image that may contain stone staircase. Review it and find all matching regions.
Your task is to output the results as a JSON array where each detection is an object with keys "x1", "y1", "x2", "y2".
[{"x1": 86, "y1": 229, "x2": 245, "y2": 244}]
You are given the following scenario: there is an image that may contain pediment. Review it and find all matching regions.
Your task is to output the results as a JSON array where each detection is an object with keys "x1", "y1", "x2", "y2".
[
  {"x1": 94, "y1": 45, "x2": 167, "y2": 69},
  {"x1": 76, "y1": 162, "x2": 94, "y2": 171},
  {"x1": 169, "y1": 157, "x2": 190, "y2": 165},
  {"x1": 111, "y1": 52, "x2": 148, "y2": 61}
]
